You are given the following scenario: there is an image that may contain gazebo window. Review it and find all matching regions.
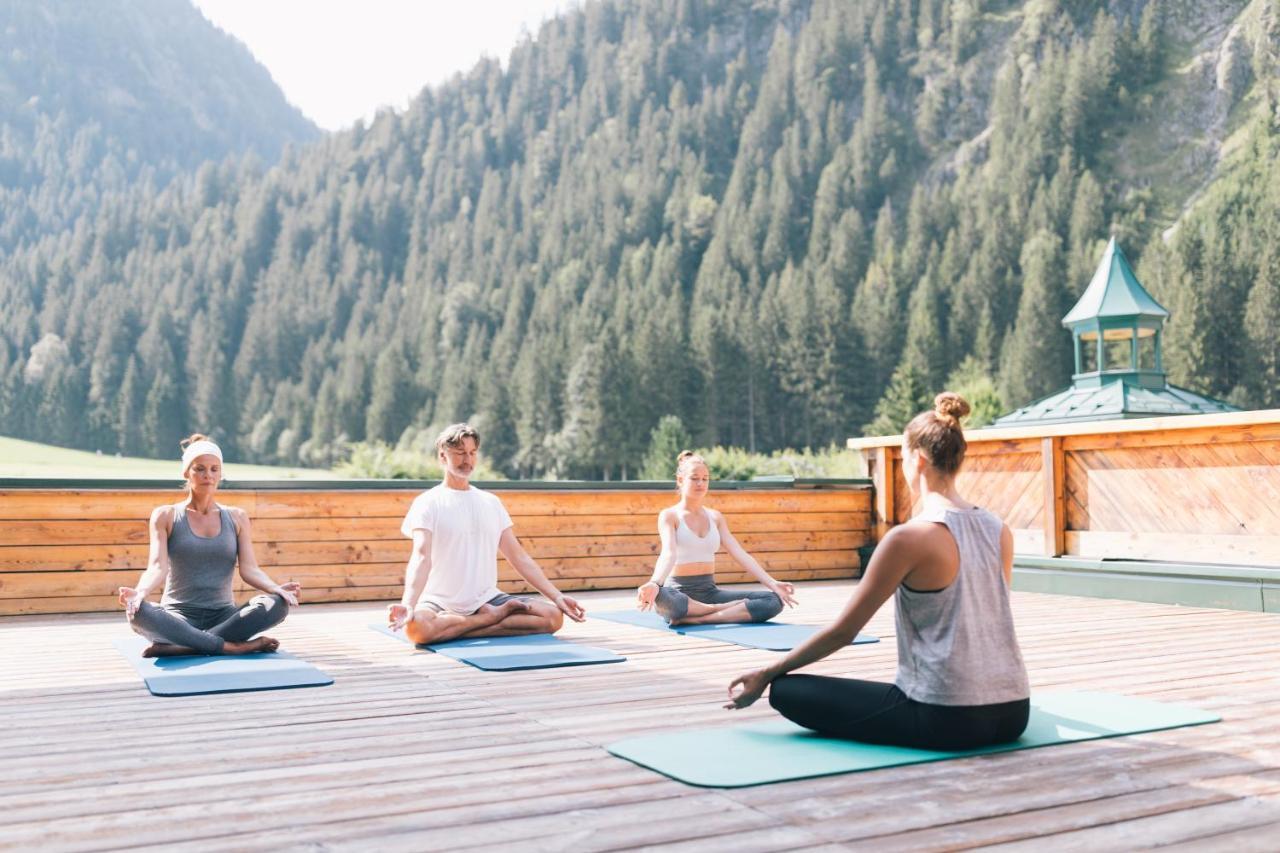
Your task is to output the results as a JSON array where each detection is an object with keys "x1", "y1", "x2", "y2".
[
  {"x1": 1080, "y1": 341, "x2": 1099, "y2": 374},
  {"x1": 1104, "y1": 339, "x2": 1130, "y2": 371},
  {"x1": 1139, "y1": 330, "x2": 1158, "y2": 371}
]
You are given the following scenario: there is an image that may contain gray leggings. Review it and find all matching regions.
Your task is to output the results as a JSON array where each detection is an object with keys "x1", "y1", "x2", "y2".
[
  {"x1": 654, "y1": 574, "x2": 784, "y2": 624},
  {"x1": 128, "y1": 595, "x2": 289, "y2": 655}
]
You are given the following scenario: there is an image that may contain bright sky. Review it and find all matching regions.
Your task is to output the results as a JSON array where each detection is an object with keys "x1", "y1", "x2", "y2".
[{"x1": 193, "y1": 0, "x2": 579, "y2": 131}]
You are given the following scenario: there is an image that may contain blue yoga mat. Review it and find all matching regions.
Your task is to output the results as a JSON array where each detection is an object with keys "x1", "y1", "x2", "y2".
[
  {"x1": 370, "y1": 624, "x2": 625, "y2": 671},
  {"x1": 607, "y1": 691, "x2": 1221, "y2": 787},
  {"x1": 592, "y1": 609, "x2": 878, "y2": 651},
  {"x1": 112, "y1": 636, "x2": 333, "y2": 696}
]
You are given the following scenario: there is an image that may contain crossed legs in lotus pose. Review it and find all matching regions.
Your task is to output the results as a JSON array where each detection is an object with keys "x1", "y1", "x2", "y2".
[{"x1": 404, "y1": 597, "x2": 564, "y2": 645}]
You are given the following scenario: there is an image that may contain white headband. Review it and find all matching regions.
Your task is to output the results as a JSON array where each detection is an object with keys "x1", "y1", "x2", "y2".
[{"x1": 181, "y1": 440, "x2": 223, "y2": 475}]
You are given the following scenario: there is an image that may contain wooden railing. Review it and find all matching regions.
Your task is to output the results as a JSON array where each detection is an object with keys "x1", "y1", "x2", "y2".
[
  {"x1": 848, "y1": 410, "x2": 1280, "y2": 568},
  {"x1": 0, "y1": 480, "x2": 872, "y2": 616}
]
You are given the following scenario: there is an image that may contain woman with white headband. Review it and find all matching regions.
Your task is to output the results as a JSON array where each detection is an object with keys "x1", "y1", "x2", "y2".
[{"x1": 117, "y1": 433, "x2": 300, "y2": 656}]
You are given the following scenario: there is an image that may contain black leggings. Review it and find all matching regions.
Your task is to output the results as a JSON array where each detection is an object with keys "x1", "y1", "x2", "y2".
[{"x1": 769, "y1": 674, "x2": 1030, "y2": 751}]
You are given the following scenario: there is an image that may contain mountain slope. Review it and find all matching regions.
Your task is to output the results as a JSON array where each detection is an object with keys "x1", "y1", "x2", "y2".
[
  {"x1": 0, "y1": 0, "x2": 319, "y2": 247},
  {"x1": 0, "y1": 0, "x2": 1276, "y2": 477}
]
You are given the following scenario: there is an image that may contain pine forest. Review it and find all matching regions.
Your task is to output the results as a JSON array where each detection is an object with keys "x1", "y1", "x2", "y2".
[{"x1": 2, "y1": 0, "x2": 1278, "y2": 478}]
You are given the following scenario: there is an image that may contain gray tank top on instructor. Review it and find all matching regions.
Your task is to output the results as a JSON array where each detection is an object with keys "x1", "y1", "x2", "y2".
[
  {"x1": 161, "y1": 506, "x2": 238, "y2": 609},
  {"x1": 894, "y1": 505, "x2": 1029, "y2": 706}
]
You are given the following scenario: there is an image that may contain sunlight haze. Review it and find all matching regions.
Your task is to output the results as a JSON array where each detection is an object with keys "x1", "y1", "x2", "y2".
[{"x1": 193, "y1": 0, "x2": 578, "y2": 131}]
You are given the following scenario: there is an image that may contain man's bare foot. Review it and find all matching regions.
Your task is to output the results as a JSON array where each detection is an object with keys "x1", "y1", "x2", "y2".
[
  {"x1": 473, "y1": 598, "x2": 531, "y2": 627},
  {"x1": 223, "y1": 636, "x2": 279, "y2": 655},
  {"x1": 495, "y1": 598, "x2": 532, "y2": 620},
  {"x1": 142, "y1": 642, "x2": 199, "y2": 658}
]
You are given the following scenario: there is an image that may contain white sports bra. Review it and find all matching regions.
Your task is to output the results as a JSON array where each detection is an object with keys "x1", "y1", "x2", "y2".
[{"x1": 674, "y1": 509, "x2": 720, "y2": 565}]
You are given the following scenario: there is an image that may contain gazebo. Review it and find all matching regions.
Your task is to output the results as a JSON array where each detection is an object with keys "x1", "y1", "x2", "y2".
[{"x1": 994, "y1": 238, "x2": 1237, "y2": 426}]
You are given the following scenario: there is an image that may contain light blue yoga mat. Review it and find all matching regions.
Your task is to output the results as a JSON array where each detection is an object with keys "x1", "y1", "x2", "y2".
[
  {"x1": 592, "y1": 609, "x2": 878, "y2": 651},
  {"x1": 112, "y1": 636, "x2": 333, "y2": 696},
  {"x1": 607, "y1": 691, "x2": 1221, "y2": 787},
  {"x1": 370, "y1": 624, "x2": 625, "y2": 671}
]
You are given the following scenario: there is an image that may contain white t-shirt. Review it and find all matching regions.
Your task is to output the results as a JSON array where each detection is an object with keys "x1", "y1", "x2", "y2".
[{"x1": 400, "y1": 484, "x2": 514, "y2": 614}]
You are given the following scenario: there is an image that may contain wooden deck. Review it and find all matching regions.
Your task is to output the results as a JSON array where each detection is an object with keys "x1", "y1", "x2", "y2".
[{"x1": 3, "y1": 582, "x2": 1280, "y2": 851}]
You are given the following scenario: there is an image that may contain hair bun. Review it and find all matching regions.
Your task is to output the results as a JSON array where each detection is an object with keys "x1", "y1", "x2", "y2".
[
  {"x1": 676, "y1": 450, "x2": 696, "y2": 462},
  {"x1": 933, "y1": 392, "x2": 970, "y2": 425},
  {"x1": 179, "y1": 433, "x2": 210, "y2": 451}
]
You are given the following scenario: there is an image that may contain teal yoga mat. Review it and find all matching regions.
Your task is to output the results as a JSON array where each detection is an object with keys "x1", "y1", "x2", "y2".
[
  {"x1": 592, "y1": 609, "x2": 878, "y2": 651},
  {"x1": 370, "y1": 624, "x2": 625, "y2": 670},
  {"x1": 113, "y1": 636, "x2": 333, "y2": 696},
  {"x1": 607, "y1": 691, "x2": 1220, "y2": 787}
]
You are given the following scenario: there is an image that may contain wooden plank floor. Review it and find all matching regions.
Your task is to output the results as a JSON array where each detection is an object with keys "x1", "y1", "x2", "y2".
[{"x1": 3, "y1": 583, "x2": 1279, "y2": 852}]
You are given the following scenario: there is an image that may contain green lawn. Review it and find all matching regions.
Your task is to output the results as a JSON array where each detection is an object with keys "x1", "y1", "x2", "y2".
[{"x1": 0, "y1": 436, "x2": 339, "y2": 480}]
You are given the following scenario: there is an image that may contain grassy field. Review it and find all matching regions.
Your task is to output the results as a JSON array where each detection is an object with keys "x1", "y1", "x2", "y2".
[{"x1": 0, "y1": 437, "x2": 339, "y2": 480}]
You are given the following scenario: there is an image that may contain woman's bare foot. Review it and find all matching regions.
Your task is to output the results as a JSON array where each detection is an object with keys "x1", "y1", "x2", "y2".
[
  {"x1": 142, "y1": 642, "x2": 199, "y2": 658},
  {"x1": 223, "y1": 636, "x2": 279, "y2": 655},
  {"x1": 673, "y1": 601, "x2": 751, "y2": 625},
  {"x1": 671, "y1": 599, "x2": 744, "y2": 625}
]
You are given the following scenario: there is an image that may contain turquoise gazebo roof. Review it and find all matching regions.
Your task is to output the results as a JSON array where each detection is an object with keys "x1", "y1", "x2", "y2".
[
  {"x1": 1062, "y1": 237, "x2": 1169, "y2": 327},
  {"x1": 994, "y1": 380, "x2": 1238, "y2": 426}
]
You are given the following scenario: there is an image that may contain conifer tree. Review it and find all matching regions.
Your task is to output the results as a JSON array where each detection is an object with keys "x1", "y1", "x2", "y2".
[
  {"x1": 366, "y1": 344, "x2": 412, "y2": 443},
  {"x1": 1068, "y1": 170, "x2": 1105, "y2": 294},
  {"x1": 548, "y1": 340, "x2": 610, "y2": 478},
  {"x1": 999, "y1": 230, "x2": 1071, "y2": 407},
  {"x1": 1244, "y1": 243, "x2": 1280, "y2": 408},
  {"x1": 115, "y1": 357, "x2": 147, "y2": 456},
  {"x1": 141, "y1": 371, "x2": 184, "y2": 458},
  {"x1": 901, "y1": 264, "x2": 948, "y2": 390},
  {"x1": 640, "y1": 415, "x2": 693, "y2": 480},
  {"x1": 863, "y1": 362, "x2": 931, "y2": 437},
  {"x1": 944, "y1": 356, "x2": 1004, "y2": 427}
]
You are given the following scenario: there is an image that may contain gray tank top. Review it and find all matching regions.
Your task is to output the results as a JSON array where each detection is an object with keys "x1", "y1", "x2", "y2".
[
  {"x1": 894, "y1": 505, "x2": 1029, "y2": 706},
  {"x1": 161, "y1": 505, "x2": 238, "y2": 609}
]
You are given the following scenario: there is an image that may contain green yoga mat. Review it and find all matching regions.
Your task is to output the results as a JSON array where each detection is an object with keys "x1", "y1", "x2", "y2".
[{"x1": 607, "y1": 691, "x2": 1220, "y2": 788}]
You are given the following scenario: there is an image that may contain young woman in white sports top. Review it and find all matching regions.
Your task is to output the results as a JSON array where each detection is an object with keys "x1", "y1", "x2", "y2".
[{"x1": 635, "y1": 451, "x2": 798, "y2": 625}]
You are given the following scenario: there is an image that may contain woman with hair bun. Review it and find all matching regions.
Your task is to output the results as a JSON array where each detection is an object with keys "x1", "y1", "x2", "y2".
[
  {"x1": 725, "y1": 393, "x2": 1031, "y2": 751},
  {"x1": 635, "y1": 451, "x2": 798, "y2": 625},
  {"x1": 116, "y1": 434, "x2": 300, "y2": 657}
]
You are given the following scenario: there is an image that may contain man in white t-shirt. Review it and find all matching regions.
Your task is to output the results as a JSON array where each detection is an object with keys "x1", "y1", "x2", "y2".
[{"x1": 387, "y1": 423, "x2": 586, "y2": 644}]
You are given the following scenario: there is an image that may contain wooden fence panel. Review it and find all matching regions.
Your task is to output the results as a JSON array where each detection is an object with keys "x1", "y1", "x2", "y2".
[
  {"x1": 873, "y1": 439, "x2": 1047, "y2": 556},
  {"x1": 0, "y1": 484, "x2": 871, "y2": 615},
  {"x1": 849, "y1": 411, "x2": 1280, "y2": 568}
]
